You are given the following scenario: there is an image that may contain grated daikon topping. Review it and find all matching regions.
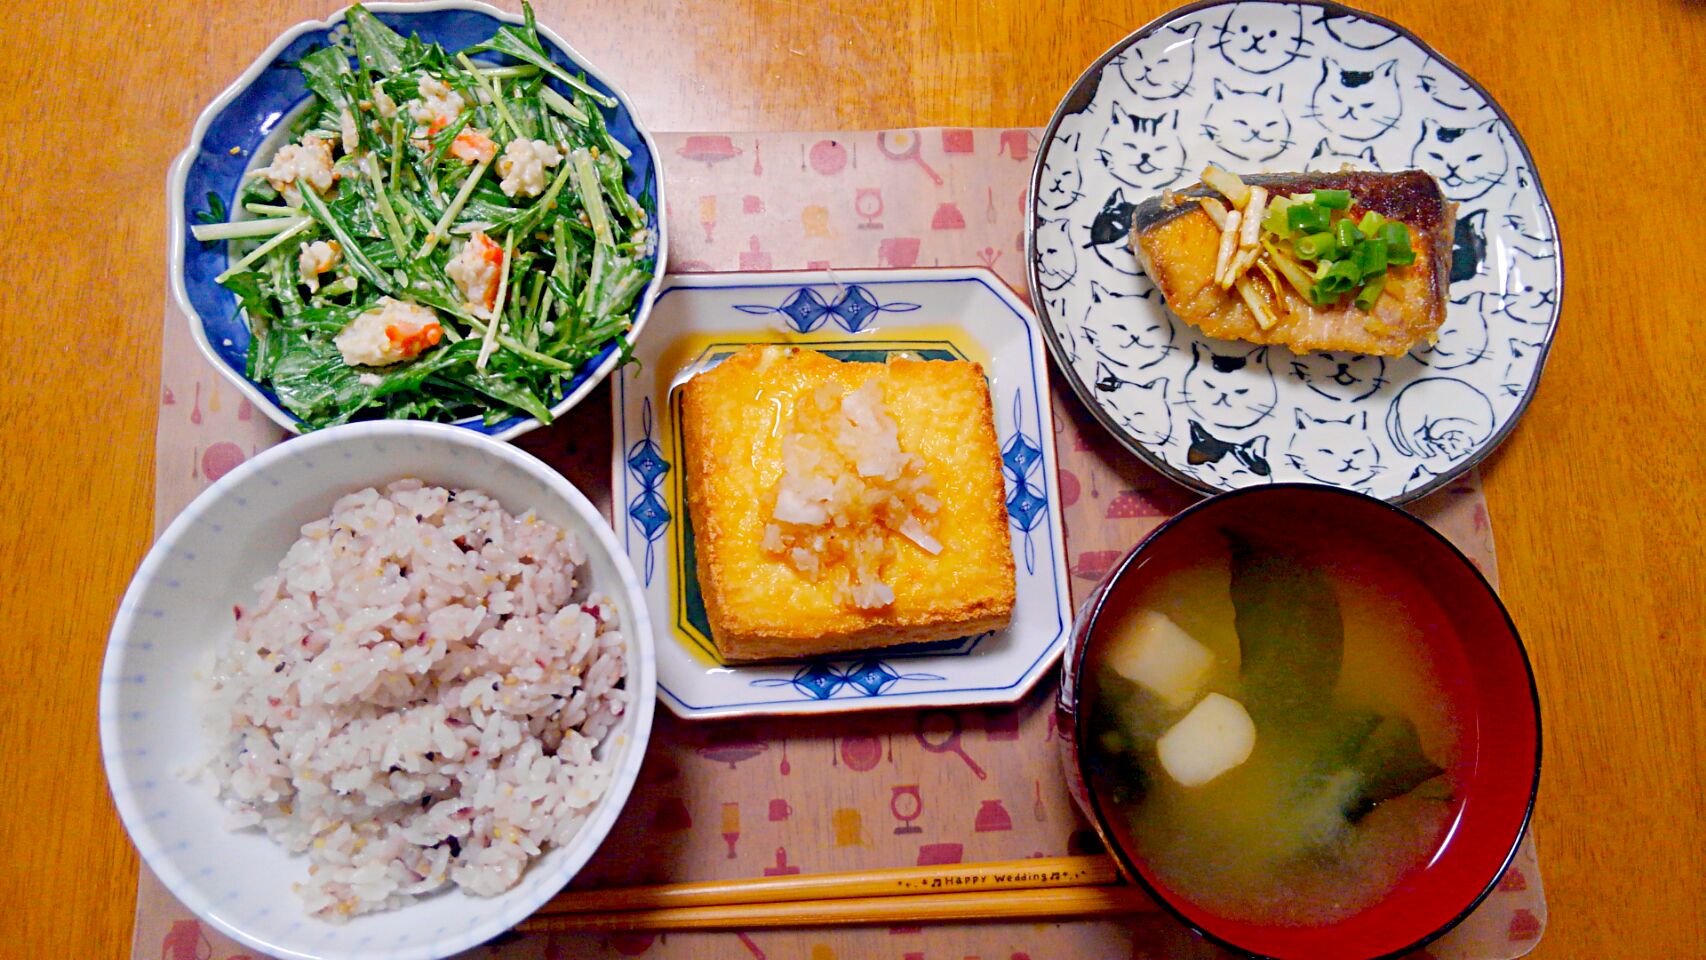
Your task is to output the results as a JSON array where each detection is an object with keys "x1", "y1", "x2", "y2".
[{"x1": 764, "y1": 378, "x2": 941, "y2": 609}]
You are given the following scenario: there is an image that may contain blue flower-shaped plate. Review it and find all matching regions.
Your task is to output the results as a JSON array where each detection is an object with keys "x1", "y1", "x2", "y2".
[
  {"x1": 168, "y1": 0, "x2": 667, "y2": 441},
  {"x1": 611, "y1": 268, "x2": 1073, "y2": 719}
]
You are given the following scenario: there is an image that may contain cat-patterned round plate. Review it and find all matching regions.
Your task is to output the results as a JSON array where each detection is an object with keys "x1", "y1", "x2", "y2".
[{"x1": 1026, "y1": 0, "x2": 1561, "y2": 502}]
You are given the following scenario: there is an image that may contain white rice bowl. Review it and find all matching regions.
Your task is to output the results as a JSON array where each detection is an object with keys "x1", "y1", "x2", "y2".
[
  {"x1": 101, "y1": 421, "x2": 654, "y2": 960},
  {"x1": 206, "y1": 480, "x2": 627, "y2": 919}
]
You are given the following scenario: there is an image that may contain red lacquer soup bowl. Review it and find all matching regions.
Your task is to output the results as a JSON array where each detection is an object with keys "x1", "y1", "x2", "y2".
[{"x1": 1057, "y1": 484, "x2": 1541, "y2": 960}]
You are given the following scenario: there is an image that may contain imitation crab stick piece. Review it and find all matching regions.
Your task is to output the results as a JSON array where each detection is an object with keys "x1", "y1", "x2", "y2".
[{"x1": 333, "y1": 298, "x2": 443, "y2": 367}]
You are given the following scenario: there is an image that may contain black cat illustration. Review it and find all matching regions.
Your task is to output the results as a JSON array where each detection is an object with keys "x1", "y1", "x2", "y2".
[
  {"x1": 1182, "y1": 341, "x2": 1276, "y2": 431},
  {"x1": 1085, "y1": 188, "x2": 1142, "y2": 277},
  {"x1": 1186, "y1": 421, "x2": 1272, "y2": 486}
]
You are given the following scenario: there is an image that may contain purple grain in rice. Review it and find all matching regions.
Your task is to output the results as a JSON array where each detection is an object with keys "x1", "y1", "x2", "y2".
[{"x1": 201, "y1": 480, "x2": 627, "y2": 919}]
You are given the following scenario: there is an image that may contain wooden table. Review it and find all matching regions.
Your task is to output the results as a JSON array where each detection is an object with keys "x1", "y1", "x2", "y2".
[{"x1": 4, "y1": 1, "x2": 1701, "y2": 955}]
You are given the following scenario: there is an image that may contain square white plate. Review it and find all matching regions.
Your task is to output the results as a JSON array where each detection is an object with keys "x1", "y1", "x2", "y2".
[{"x1": 610, "y1": 268, "x2": 1072, "y2": 719}]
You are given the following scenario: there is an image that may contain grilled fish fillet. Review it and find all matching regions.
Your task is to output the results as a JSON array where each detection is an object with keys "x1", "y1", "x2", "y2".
[{"x1": 1129, "y1": 170, "x2": 1455, "y2": 356}]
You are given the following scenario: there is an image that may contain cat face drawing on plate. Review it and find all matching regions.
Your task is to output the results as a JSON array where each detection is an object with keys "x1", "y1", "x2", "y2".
[
  {"x1": 1450, "y1": 209, "x2": 1489, "y2": 283},
  {"x1": 1411, "y1": 297, "x2": 1490, "y2": 370},
  {"x1": 1386, "y1": 377, "x2": 1496, "y2": 481},
  {"x1": 1082, "y1": 280, "x2": 1171, "y2": 371},
  {"x1": 1186, "y1": 421, "x2": 1272, "y2": 487},
  {"x1": 1501, "y1": 338, "x2": 1546, "y2": 397},
  {"x1": 1042, "y1": 291, "x2": 1074, "y2": 357},
  {"x1": 1035, "y1": 217, "x2": 1078, "y2": 292},
  {"x1": 1496, "y1": 246, "x2": 1559, "y2": 326},
  {"x1": 1412, "y1": 117, "x2": 1507, "y2": 202},
  {"x1": 1304, "y1": 136, "x2": 1381, "y2": 172},
  {"x1": 1313, "y1": 9, "x2": 1397, "y2": 50},
  {"x1": 1501, "y1": 209, "x2": 1555, "y2": 248},
  {"x1": 1287, "y1": 409, "x2": 1383, "y2": 492},
  {"x1": 1288, "y1": 351, "x2": 1387, "y2": 402},
  {"x1": 1203, "y1": 80, "x2": 1292, "y2": 164},
  {"x1": 1510, "y1": 162, "x2": 1537, "y2": 194},
  {"x1": 1212, "y1": 4, "x2": 1309, "y2": 74},
  {"x1": 1093, "y1": 361, "x2": 1173, "y2": 446},
  {"x1": 1310, "y1": 58, "x2": 1402, "y2": 142},
  {"x1": 1182, "y1": 341, "x2": 1276, "y2": 431},
  {"x1": 1039, "y1": 132, "x2": 1084, "y2": 212},
  {"x1": 1116, "y1": 21, "x2": 1200, "y2": 100},
  {"x1": 1086, "y1": 188, "x2": 1142, "y2": 277},
  {"x1": 1415, "y1": 63, "x2": 1489, "y2": 115},
  {"x1": 1096, "y1": 103, "x2": 1189, "y2": 192}
]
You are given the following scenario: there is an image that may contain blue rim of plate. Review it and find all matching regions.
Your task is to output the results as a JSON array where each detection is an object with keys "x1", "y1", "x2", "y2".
[
  {"x1": 167, "y1": 0, "x2": 669, "y2": 442},
  {"x1": 1025, "y1": 0, "x2": 1563, "y2": 504}
]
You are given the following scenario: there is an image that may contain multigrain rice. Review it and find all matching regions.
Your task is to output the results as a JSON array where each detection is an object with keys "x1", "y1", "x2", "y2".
[{"x1": 201, "y1": 480, "x2": 627, "y2": 919}]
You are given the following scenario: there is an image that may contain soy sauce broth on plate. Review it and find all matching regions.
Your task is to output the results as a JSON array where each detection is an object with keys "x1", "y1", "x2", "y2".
[{"x1": 1083, "y1": 521, "x2": 1474, "y2": 928}]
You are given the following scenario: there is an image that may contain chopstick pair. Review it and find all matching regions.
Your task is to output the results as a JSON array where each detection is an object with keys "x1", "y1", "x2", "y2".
[{"x1": 517, "y1": 855, "x2": 1153, "y2": 933}]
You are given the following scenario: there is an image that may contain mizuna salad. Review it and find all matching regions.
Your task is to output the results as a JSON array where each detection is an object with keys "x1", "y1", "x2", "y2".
[{"x1": 192, "y1": 4, "x2": 655, "y2": 429}]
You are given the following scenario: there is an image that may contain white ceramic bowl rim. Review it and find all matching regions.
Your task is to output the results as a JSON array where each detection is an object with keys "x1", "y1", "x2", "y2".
[
  {"x1": 100, "y1": 420, "x2": 656, "y2": 960},
  {"x1": 166, "y1": 0, "x2": 671, "y2": 442}
]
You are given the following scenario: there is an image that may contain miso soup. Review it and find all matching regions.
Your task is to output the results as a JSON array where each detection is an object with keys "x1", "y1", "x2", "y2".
[{"x1": 1084, "y1": 524, "x2": 1470, "y2": 927}]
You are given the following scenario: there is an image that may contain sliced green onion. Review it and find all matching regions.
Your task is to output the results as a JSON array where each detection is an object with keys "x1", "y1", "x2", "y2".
[
  {"x1": 1335, "y1": 218, "x2": 1361, "y2": 251},
  {"x1": 1287, "y1": 202, "x2": 1331, "y2": 235},
  {"x1": 1258, "y1": 185, "x2": 1415, "y2": 310},
  {"x1": 1309, "y1": 260, "x2": 1361, "y2": 304},
  {"x1": 1355, "y1": 274, "x2": 1387, "y2": 311},
  {"x1": 1261, "y1": 195, "x2": 1294, "y2": 238},
  {"x1": 1353, "y1": 237, "x2": 1388, "y2": 278},
  {"x1": 1295, "y1": 232, "x2": 1337, "y2": 261},
  {"x1": 1327, "y1": 261, "x2": 1362, "y2": 296},
  {"x1": 1382, "y1": 222, "x2": 1416, "y2": 264},
  {"x1": 1314, "y1": 188, "x2": 1351, "y2": 209}
]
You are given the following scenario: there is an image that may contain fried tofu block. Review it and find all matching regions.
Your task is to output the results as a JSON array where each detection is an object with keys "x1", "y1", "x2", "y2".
[{"x1": 679, "y1": 345, "x2": 1016, "y2": 661}]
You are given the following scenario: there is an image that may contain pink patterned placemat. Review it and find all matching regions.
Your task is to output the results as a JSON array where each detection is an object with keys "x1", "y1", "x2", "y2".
[{"x1": 137, "y1": 129, "x2": 1545, "y2": 960}]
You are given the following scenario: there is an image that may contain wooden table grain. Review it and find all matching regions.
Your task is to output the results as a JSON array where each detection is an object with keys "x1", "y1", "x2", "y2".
[{"x1": 4, "y1": 0, "x2": 1702, "y2": 955}]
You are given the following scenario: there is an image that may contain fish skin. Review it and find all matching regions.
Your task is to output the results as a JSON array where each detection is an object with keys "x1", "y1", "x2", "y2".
[{"x1": 1130, "y1": 170, "x2": 1456, "y2": 357}]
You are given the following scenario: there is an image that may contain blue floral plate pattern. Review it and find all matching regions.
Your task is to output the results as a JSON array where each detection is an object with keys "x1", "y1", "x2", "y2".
[
  {"x1": 1028, "y1": 0, "x2": 1561, "y2": 502},
  {"x1": 611, "y1": 269, "x2": 1074, "y2": 719}
]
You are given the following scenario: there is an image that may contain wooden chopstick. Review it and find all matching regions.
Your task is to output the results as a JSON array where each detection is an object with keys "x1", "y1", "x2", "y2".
[
  {"x1": 517, "y1": 884, "x2": 1154, "y2": 933},
  {"x1": 535, "y1": 855, "x2": 1120, "y2": 915}
]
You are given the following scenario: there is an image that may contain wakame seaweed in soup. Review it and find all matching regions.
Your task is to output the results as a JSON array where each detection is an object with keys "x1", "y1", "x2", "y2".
[{"x1": 1084, "y1": 526, "x2": 1467, "y2": 926}]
